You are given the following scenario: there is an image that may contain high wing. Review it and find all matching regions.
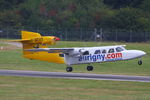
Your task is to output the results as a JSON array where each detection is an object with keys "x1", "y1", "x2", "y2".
[{"x1": 26, "y1": 48, "x2": 74, "y2": 53}]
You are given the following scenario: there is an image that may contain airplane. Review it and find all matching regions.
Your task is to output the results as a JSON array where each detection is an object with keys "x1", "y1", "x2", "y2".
[{"x1": 12, "y1": 31, "x2": 146, "y2": 72}]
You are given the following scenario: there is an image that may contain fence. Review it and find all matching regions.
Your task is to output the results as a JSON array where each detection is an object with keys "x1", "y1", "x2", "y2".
[{"x1": 0, "y1": 28, "x2": 150, "y2": 42}]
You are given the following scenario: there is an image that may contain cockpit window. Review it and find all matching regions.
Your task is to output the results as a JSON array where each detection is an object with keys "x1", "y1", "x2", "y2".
[
  {"x1": 102, "y1": 50, "x2": 106, "y2": 53},
  {"x1": 116, "y1": 47, "x2": 124, "y2": 52},
  {"x1": 94, "y1": 50, "x2": 101, "y2": 54},
  {"x1": 108, "y1": 48, "x2": 115, "y2": 53}
]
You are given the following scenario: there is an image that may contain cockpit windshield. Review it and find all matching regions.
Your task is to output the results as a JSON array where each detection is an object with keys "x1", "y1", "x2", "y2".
[{"x1": 116, "y1": 47, "x2": 125, "y2": 52}]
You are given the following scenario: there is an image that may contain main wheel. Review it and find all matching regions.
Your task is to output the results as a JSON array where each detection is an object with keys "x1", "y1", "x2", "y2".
[
  {"x1": 66, "y1": 67, "x2": 73, "y2": 72},
  {"x1": 138, "y1": 60, "x2": 142, "y2": 65},
  {"x1": 87, "y1": 66, "x2": 93, "y2": 71}
]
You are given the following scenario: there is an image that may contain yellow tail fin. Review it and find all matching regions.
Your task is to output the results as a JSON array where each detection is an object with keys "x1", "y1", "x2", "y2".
[
  {"x1": 20, "y1": 31, "x2": 47, "y2": 56},
  {"x1": 21, "y1": 31, "x2": 41, "y2": 39},
  {"x1": 10, "y1": 31, "x2": 42, "y2": 42},
  {"x1": 13, "y1": 31, "x2": 64, "y2": 64}
]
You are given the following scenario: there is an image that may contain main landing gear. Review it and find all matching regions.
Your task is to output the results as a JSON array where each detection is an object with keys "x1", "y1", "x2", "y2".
[
  {"x1": 66, "y1": 65, "x2": 94, "y2": 72},
  {"x1": 87, "y1": 65, "x2": 94, "y2": 71},
  {"x1": 66, "y1": 67, "x2": 73, "y2": 72}
]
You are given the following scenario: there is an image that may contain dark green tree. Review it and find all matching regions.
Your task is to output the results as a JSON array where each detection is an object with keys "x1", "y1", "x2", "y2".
[{"x1": 103, "y1": 0, "x2": 144, "y2": 9}]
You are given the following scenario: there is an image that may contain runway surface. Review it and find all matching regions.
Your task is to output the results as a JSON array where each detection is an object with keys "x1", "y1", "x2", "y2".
[{"x1": 0, "y1": 70, "x2": 150, "y2": 82}]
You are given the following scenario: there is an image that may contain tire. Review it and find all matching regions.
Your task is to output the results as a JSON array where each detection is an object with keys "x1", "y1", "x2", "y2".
[
  {"x1": 66, "y1": 67, "x2": 73, "y2": 72},
  {"x1": 87, "y1": 66, "x2": 93, "y2": 71},
  {"x1": 138, "y1": 60, "x2": 142, "y2": 65}
]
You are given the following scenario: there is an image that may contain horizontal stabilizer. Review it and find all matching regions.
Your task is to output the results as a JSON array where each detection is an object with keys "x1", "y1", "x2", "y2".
[{"x1": 9, "y1": 39, "x2": 30, "y2": 42}]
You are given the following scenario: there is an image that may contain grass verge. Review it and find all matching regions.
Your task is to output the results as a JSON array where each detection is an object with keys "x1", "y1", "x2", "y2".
[{"x1": 0, "y1": 76, "x2": 150, "y2": 100}]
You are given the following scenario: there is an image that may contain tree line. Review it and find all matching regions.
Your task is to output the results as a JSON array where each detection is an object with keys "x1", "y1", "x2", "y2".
[{"x1": 0, "y1": 0, "x2": 150, "y2": 31}]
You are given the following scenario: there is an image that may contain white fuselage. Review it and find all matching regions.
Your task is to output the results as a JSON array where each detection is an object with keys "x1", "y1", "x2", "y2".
[{"x1": 64, "y1": 45, "x2": 146, "y2": 65}]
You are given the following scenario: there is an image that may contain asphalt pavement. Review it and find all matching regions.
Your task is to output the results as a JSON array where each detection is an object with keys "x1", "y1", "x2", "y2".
[{"x1": 0, "y1": 70, "x2": 150, "y2": 82}]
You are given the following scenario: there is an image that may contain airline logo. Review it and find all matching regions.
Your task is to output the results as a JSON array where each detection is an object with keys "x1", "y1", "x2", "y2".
[
  {"x1": 79, "y1": 54, "x2": 105, "y2": 62},
  {"x1": 79, "y1": 53, "x2": 122, "y2": 62}
]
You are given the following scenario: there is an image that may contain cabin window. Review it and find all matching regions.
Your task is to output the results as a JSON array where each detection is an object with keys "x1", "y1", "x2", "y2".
[
  {"x1": 83, "y1": 51, "x2": 89, "y2": 55},
  {"x1": 116, "y1": 47, "x2": 124, "y2": 52},
  {"x1": 108, "y1": 48, "x2": 114, "y2": 53},
  {"x1": 94, "y1": 50, "x2": 101, "y2": 54},
  {"x1": 102, "y1": 50, "x2": 106, "y2": 53}
]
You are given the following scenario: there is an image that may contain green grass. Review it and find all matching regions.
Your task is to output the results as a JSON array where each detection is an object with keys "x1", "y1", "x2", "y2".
[
  {"x1": 0, "y1": 41, "x2": 150, "y2": 100},
  {"x1": 0, "y1": 41, "x2": 150, "y2": 75},
  {"x1": 0, "y1": 40, "x2": 9, "y2": 46},
  {"x1": 0, "y1": 76, "x2": 150, "y2": 100}
]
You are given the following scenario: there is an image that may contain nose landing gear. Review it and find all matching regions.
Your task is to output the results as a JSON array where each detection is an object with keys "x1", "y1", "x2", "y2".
[{"x1": 138, "y1": 60, "x2": 142, "y2": 65}]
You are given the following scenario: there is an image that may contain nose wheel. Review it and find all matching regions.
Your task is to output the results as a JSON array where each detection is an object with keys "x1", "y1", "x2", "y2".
[
  {"x1": 138, "y1": 60, "x2": 142, "y2": 65},
  {"x1": 87, "y1": 65, "x2": 94, "y2": 71}
]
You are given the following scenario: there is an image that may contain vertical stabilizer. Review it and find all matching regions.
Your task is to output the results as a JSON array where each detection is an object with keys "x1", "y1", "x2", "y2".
[
  {"x1": 21, "y1": 31, "x2": 41, "y2": 39},
  {"x1": 20, "y1": 31, "x2": 47, "y2": 56},
  {"x1": 12, "y1": 31, "x2": 64, "y2": 64}
]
